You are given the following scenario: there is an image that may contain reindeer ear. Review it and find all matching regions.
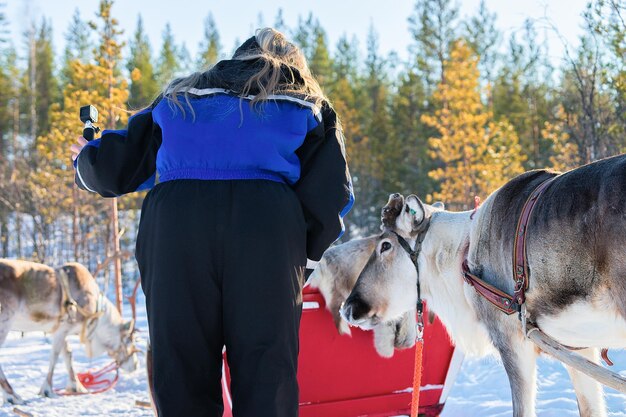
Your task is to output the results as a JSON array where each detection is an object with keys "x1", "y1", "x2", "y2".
[
  {"x1": 381, "y1": 193, "x2": 404, "y2": 229},
  {"x1": 391, "y1": 195, "x2": 427, "y2": 236},
  {"x1": 431, "y1": 201, "x2": 445, "y2": 210},
  {"x1": 121, "y1": 319, "x2": 135, "y2": 335},
  {"x1": 405, "y1": 195, "x2": 426, "y2": 227}
]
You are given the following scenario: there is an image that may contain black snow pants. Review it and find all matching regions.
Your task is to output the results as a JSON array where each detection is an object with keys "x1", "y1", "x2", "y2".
[{"x1": 136, "y1": 180, "x2": 307, "y2": 417}]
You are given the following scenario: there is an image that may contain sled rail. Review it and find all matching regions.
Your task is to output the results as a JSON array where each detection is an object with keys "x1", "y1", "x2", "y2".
[{"x1": 526, "y1": 323, "x2": 626, "y2": 394}]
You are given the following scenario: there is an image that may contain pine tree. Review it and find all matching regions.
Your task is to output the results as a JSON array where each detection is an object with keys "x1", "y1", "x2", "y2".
[
  {"x1": 464, "y1": 0, "x2": 500, "y2": 97},
  {"x1": 586, "y1": 0, "x2": 625, "y2": 148},
  {"x1": 34, "y1": 18, "x2": 57, "y2": 136},
  {"x1": 156, "y1": 23, "x2": 180, "y2": 86},
  {"x1": 390, "y1": 69, "x2": 434, "y2": 197},
  {"x1": 329, "y1": 34, "x2": 363, "y2": 236},
  {"x1": 492, "y1": 22, "x2": 554, "y2": 169},
  {"x1": 422, "y1": 40, "x2": 525, "y2": 209},
  {"x1": 178, "y1": 42, "x2": 192, "y2": 74},
  {"x1": 127, "y1": 15, "x2": 158, "y2": 109},
  {"x1": 558, "y1": 35, "x2": 617, "y2": 163},
  {"x1": 0, "y1": 2, "x2": 8, "y2": 47},
  {"x1": 197, "y1": 13, "x2": 221, "y2": 69},
  {"x1": 309, "y1": 24, "x2": 332, "y2": 87},
  {"x1": 61, "y1": 9, "x2": 91, "y2": 86},
  {"x1": 0, "y1": 2, "x2": 10, "y2": 163},
  {"x1": 293, "y1": 13, "x2": 316, "y2": 61},
  {"x1": 348, "y1": 24, "x2": 399, "y2": 234},
  {"x1": 0, "y1": 2, "x2": 12, "y2": 256},
  {"x1": 541, "y1": 107, "x2": 580, "y2": 171},
  {"x1": 274, "y1": 9, "x2": 287, "y2": 33},
  {"x1": 408, "y1": 0, "x2": 459, "y2": 89}
]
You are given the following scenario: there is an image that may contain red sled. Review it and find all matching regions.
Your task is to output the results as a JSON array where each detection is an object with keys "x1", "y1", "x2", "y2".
[{"x1": 222, "y1": 286, "x2": 462, "y2": 416}]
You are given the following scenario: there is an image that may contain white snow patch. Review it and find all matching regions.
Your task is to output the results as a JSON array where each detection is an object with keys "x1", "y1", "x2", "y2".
[
  {"x1": 442, "y1": 351, "x2": 626, "y2": 416},
  {"x1": 0, "y1": 292, "x2": 624, "y2": 417}
]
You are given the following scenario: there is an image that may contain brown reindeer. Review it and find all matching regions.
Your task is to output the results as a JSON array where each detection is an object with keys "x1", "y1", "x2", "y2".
[
  {"x1": 0, "y1": 259, "x2": 139, "y2": 404},
  {"x1": 342, "y1": 154, "x2": 626, "y2": 417}
]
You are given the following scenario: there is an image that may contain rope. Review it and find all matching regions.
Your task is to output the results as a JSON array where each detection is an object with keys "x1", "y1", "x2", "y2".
[
  {"x1": 410, "y1": 338, "x2": 424, "y2": 417},
  {"x1": 54, "y1": 362, "x2": 120, "y2": 396}
]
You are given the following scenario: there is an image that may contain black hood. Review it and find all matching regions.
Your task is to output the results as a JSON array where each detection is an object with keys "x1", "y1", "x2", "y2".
[
  {"x1": 232, "y1": 36, "x2": 261, "y2": 58},
  {"x1": 195, "y1": 36, "x2": 306, "y2": 95}
]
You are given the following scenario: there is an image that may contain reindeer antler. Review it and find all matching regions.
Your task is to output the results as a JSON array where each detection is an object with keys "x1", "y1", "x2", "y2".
[
  {"x1": 381, "y1": 193, "x2": 405, "y2": 229},
  {"x1": 126, "y1": 277, "x2": 141, "y2": 336}
]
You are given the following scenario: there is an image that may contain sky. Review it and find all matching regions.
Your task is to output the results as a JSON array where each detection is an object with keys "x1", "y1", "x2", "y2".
[{"x1": 5, "y1": 0, "x2": 590, "y2": 68}]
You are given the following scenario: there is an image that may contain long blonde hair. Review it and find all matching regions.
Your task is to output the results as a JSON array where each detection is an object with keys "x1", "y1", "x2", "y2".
[{"x1": 164, "y1": 28, "x2": 328, "y2": 118}]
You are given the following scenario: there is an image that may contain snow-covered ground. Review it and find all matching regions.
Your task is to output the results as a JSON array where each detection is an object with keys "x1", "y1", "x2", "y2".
[
  {"x1": 0, "y1": 295, "x2": 624, "y2": 417},
  {"x1": 0, "y1": 295, "x2": 153, "y2": 417},
  {"x1": 443, "y1": 351, "x2": 626, "y2": 416}
]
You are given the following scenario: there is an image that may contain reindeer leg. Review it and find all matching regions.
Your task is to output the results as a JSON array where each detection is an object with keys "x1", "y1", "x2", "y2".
[
  {"x1": 39, "y1": 327, "x2": 69, "y2": 397},
  {"x1": 496, "y1": 336, "x2": 538, "y2": 417},
  {"x1": 0, "y1": 316, "x2": 23, "y2": 404},
  {"x1": 0, "y1": 365, "x2": 23, "y2": 405},
  {"x1": 61, "y1": 339, "x2": 87, "y2": 393},
  {"x1": 564, "y1": 348, "x2": 607, "y2": 417},
  {"x1": 147, "y1": 342, "x2": 158, "y2": 416}
]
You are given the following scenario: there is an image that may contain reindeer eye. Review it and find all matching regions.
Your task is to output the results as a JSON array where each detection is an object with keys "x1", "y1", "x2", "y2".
[{"x1": 380, "y1": 241, "x2": 392, "y2": 253}]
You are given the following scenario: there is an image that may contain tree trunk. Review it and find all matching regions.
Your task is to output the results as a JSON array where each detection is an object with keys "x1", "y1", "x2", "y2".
[
  {"x1": 12, "y1": 99, "x2": 21, "y2": 259},
  {"x1": 29, "y1": 25, "x2": 37, "y2": 143},
  {"x1": 0, "y1": 218, "x2": 7, "y2": 258},
  {"x1": 72, "y1": 187, "x2": 80, "y2": 261},
  {"x1": 15, "y1": 214, "x2": 22, "y2": 258},
  {"x1": 106, "y1": 56, "x2": 123, "y2": 314},
  {"x1": 110, "y1": 198, "x2": 123, "y2": 314}
]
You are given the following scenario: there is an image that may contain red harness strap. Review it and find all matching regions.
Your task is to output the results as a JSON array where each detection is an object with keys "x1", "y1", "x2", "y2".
[{"x1": 463, "y1": 176, "x2": 556, "y2": 315}]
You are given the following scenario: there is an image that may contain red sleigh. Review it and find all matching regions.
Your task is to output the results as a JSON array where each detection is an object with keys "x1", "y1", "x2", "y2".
[{"x1": 222, "y1": 286, "x2": 462, "y2": 416}]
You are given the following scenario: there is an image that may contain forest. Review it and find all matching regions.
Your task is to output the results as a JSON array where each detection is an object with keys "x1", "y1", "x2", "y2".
[{"x1": 0, "y1": 0, "x2": 623, "y2": 297}]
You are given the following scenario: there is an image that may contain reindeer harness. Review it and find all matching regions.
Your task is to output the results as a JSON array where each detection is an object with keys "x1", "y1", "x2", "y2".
[
  {"x1": 55, "y1": 268, "x2": 104, "y2": 356},
  {"x1": 389, "y1": 214, "x2": 431, "y2": 339},
  {"x1": 461, "y1": 176, "x2": 556, "y2": 315},
  {"x1": 460, "y1": 176, "x2": 615, "y2": 365}
]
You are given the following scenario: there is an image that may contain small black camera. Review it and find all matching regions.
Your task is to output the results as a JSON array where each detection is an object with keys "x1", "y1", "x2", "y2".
[
  {"x1": 79, "y1": 105, "x2": 100, "y2": 141},
  {"x1": 80, "y1": 105, "x2": 98, "y2": 124}
]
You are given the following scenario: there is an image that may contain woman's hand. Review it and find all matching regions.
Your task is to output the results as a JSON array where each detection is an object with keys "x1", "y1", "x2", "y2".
[{"x1": 70, "y1": 136, "x2": 88, "y2": 162}]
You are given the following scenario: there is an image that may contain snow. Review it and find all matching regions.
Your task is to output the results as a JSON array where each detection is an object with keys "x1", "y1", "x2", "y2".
[
  {"x1": 442, "y1": 351, "x2": 626, "y2": 416},
  {"x1": 0, "y1": 294, "x2": 624, "y2": 417}
]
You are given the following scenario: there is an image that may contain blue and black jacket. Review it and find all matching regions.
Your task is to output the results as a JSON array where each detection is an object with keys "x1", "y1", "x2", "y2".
[{"x1": 74, "y1": 58, "x2": 354, "y2": 264}]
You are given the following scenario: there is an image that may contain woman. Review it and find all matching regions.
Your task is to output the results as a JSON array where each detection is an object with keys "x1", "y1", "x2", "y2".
[{"x1": 70, "y1": 28, "x2": 353, "y2": 417}]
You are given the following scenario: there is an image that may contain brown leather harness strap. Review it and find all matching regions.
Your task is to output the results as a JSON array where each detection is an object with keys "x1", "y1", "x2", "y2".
[
  {"x1": 463, "y1": 176, "x2": 556, "y2": 315},
  {"x1": 512, "y1": 177, "x2": 556, "y2": 305},
  {"x1": 462, "y1": 261, "x2": 518, "y2": 315}
]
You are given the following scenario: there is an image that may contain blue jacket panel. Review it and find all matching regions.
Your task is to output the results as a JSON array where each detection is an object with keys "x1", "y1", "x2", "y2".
[{"x1": 152, "y1": 91, "x2": 321, "y2": 185}]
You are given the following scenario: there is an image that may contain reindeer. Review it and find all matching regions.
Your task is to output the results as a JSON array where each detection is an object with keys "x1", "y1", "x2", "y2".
[
  {"x1": 308, "y1": 236, "x2": 416, "y2": 357},
  {"x1": 0, "y1": 259, "x2": 139, "y2": 404},
  {"x1": 341, "y1": 155, "x2": 626, "y2": 417}
]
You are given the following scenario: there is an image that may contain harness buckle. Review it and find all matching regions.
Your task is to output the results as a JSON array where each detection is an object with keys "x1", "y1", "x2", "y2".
[
  {"x1": 65, "y1": 300, "x2": 78, "y2": 323},
  {"x1": 416, "y1": 310, "x2": 424, "y2": 342}
]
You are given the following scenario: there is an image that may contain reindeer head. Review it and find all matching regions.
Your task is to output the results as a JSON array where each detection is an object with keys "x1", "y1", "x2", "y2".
[
  {"x1": 84, "y1": 298, "x2": 139, "y2": 373},
  {"x1": 340, "y1": 193, "x2": 444, "y2": 328}
]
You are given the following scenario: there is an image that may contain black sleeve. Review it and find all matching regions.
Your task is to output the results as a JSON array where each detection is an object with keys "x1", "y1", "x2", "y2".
[
  {"x1": 294, "y1": 104, "x2": 354, "y2": 264},
  {"x1": 74, "y1": 107, "x2": 162, "y2": 198}
]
